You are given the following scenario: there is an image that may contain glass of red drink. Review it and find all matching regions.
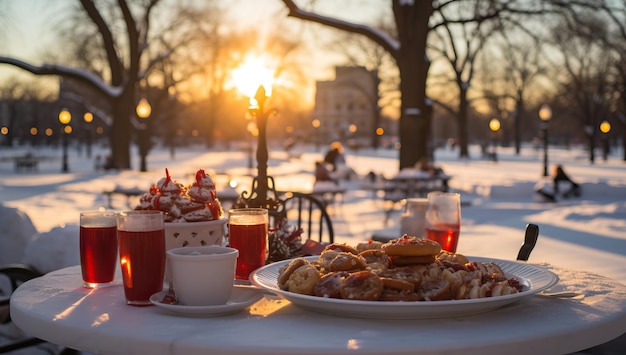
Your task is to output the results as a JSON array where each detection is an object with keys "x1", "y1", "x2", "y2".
[
  {"x1": 228, "y1": 208, "x2": 268, "y2": 281},
  {"x1": 116, "y1": 210, "x2": 165, "y2": 306},
  {"x1": 80, "y1": 211, "x2": 118, "y2": 288},
  {"x1": 424, "y1": 192, "x2": 461, "y2": 253}
]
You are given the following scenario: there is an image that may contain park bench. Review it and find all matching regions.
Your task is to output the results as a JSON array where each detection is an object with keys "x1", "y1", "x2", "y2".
[{"x1": 14, "y1": 155, "x2": 39, "y2": 172}]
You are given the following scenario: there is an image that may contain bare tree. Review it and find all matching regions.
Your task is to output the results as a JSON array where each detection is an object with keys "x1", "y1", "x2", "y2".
[
  {"x1": 552, "y1": 0, "x2": 626, "y2": 161},
  {"x1": 0, "y1": 0, "x2": 216, "y2": 170},
  {"x1": 280, "y1": 0, "x2": 542, "y2": 168},
  {"x1": 548, "y1": 15, "x2": 616, "y2": 164},
  {"x1": 428, "y1": 1, "x2": 505, "y2": 158},
  {"x1": 475, "y1": 29, "x2": 546, "y2": 155}
]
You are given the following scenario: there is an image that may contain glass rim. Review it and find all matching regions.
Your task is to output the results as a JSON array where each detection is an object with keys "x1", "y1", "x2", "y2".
[
  {"x1": 80, "y1": 210, "x2": 118, "y2": 217},
  {"x1": 427, "y1": 191, "x2": 460, "y2": 198},
  {"x1": 227, "y1": 208, "x2": 268, "y2": 215},
  {"x1": 119, "y1": 210, "x2": 163, "y2": 216}
]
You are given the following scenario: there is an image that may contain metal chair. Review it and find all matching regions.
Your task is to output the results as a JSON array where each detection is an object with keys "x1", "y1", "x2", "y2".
[
  {"x1": 0, "y1": 264, "x2": 46, "y2": 353},
  {"x1": 0, "y1": 264, "x2": 79, "y2": 354},
  {"x1": 278, "y1": 192, "x2": 335, "y2": 244}
]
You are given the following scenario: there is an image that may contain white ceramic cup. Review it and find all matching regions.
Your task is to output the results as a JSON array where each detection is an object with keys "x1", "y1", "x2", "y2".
[{"x1": 166, "y1": 245, "x2": 238, "y2": 306}]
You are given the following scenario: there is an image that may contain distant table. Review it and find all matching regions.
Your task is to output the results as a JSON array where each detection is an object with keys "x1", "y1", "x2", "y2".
[
  {"x1": 103, "y1": 187, "x2": 145, "y2": 208},
  {"x1": 11, "y1": 264, "x2": 626, "y2": 355},
  {"x1": 387, "y1": 169, "x2": 451, "y2": 199}
]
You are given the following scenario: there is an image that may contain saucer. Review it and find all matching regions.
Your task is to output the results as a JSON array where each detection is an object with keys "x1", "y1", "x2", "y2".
[{"x1": 149, "y1": 286, "x2": 264, "y2": 317}]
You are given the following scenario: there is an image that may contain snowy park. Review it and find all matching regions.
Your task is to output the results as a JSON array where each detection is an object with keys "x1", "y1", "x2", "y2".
[{"x1": 0, "y1": 142, "x2": 624, "y2": 282}]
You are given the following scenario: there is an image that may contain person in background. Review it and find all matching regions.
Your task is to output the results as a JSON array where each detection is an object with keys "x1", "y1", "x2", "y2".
[
  {"x1": 323, "y1": 141, "x2": 346, "y2": 172},
  {"x1": 417, "y1": 157, "x2": 444, "y2": 176},
  {"x1": 553, "y1": 165, "x2": 581, "y2": 198},
  {"x1": 314, "y1": 161, "x2": 337, "y2": 185}
]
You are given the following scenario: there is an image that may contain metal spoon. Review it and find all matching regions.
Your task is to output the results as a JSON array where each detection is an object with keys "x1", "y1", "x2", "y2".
[{"x1": 540, "y1": 291, "x2": 585, "y2": 299}]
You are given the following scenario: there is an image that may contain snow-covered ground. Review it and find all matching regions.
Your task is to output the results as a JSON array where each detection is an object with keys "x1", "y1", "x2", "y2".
[{"x1": 1, "y1": 141, "x2": 625, "y2": 284}]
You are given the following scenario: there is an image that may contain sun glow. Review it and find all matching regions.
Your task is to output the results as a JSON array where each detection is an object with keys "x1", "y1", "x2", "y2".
[{"x1": 230, "y1": 56, "x2": 274, "y2": 98}]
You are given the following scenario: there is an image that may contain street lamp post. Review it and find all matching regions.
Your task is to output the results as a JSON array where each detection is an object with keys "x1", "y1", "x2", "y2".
[
  {"x1": 136, "y1": 98, "x2": 152, "y2": 172},
  {"x1": 246, "y1": 121, "x2": 257, "y2": 173},
  {"x1": 539, "y1": 105, "x2": 552, "y2": 176},
  {"x1": 489, "y1": 118, "x2": 501, "y2": 162},
  {"x1": 236, "y1": 84, "x2": 283, "y2": 212},
  {"x1": 600, "y1": 120, "x2": 611, "y2": 161},
  {"x1": 312, "y1": 118, "x2": 321, "y2": 151},
  {"x1": 83, "y1": 112, "x2": 93, "y2": 159},
  {"x1": 58, "y1": 108, "x2": 72, "y2": 173}
]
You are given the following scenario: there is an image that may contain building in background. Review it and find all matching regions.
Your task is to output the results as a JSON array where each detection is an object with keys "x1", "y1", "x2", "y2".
[{"x1": 312, "y1": 66, "x2": 381, "y2": 148}]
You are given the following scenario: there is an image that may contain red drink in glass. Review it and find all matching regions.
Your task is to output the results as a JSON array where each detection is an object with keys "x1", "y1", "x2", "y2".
[
  {"x1": 228, "y1": 208, "x2": 268, "y2": 280},
  {"x1": 425, "y1": 192, "x2": 461, "y2": 253},
  {"x1": 425, "y1": 225, "x2": 460, "y2": 253},
  {"x1": 116, "y1": 210, "x2": 165, "y2": 306},
  {"x1": 229, "y1": 223, "x2": 267, "y2": 280},
  {"x1": 118, "y1": 229, "x2": 165, "y2": 305},
  {"x1": 80, "y1": 211, "x2": 117, "y2": 288}
]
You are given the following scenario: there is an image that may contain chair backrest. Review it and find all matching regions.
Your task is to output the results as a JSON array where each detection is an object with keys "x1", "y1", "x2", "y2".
[
  {"x1": 1, "y1": 264, "x2": 47, "y2": 353},
  {"x1": 276, "y1": 192, "x2": 334, "y2": 244},
  {"x1": 517, "y1": 224, "x2": 539, "y2": 261}
]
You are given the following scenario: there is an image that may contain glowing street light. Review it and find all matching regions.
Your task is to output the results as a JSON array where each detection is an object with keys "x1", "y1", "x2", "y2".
[
  {"x1": 538, "y1": 105, "x2": 552, "y2": 176},
  {"x1": 600, "y1": 120, "x2": 611, "y2": 134},
  {"x1": 136, "y1": 98, "x2": 152, "y2": 119},
  {"x1": 59, "y1": 108, "x2": 72, "y2": 173}
]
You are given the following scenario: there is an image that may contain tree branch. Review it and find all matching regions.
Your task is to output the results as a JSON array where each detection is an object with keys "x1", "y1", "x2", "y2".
[
  {"x1": 280, "y1": 0, "x2": 400, "y2": 55},
  {"x1": 0, "y1": 57, "x2": 123, "y2": 98},
  {"x1": 80, "y1": 0, "x2": 124, "y2": 85}
]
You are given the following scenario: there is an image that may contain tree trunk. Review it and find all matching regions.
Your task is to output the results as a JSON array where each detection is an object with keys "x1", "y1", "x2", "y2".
[
  {"x1": 397, "y1": 59, "x2": 431, "y2": 170},
  {"x1": 457, "y1": 86, "x2": 469, "y2": 158},
  {"x1": 110, "y1": 93, "x2": 133, "y2": 170},
  {"x1": 514, "y1": 97, "x2": 524, "y2": 155},
  {"x1": 394, "y1": 2, "x2": 433, "y2": 170}
]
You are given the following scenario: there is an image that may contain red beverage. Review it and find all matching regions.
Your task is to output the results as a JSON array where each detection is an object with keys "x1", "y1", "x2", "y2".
[
  {"x1": 80, "y1": 225, "x2": 118, "y2": 287},
  {"x1": 118, "y1": 229, "x2": 165, "y2": 305},
  {"x1": 425, "y1": 225, "x2": 460, "y2": 253},
  {"x1": 229, "y1": 222, "x2": 267, "y2": 280}
]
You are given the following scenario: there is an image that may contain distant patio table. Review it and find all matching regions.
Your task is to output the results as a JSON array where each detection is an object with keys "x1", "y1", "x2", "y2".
[
  {"x1": 388, "y1": 168, "x2": 451, "y2": 197},
  {"x1": 10, "y1": 263, "x2": 626, "y2": 355}
]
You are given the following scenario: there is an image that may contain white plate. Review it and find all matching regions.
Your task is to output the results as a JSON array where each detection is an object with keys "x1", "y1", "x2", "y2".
[
  {"x1": 250, "y1": 256, "x2": 559, "y2": 319},
  {"x1": 149, "y1": 286, "x2": 263, "y2": 317}
]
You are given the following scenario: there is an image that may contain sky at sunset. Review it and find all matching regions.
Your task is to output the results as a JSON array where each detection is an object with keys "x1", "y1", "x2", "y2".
[{"x1": 1, "y1": 0, "x2": 387, "y2": 102}]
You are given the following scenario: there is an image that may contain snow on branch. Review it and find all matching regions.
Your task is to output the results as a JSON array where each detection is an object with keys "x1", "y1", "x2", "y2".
[
  {"x1": 0, "y1": 57, "x2": 124, "y2": 98},
  {"x1": 281, "y1": 0, "x2": 400, "y2": 53}
]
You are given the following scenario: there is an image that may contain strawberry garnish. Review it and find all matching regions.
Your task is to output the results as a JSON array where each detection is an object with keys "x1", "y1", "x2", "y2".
[{"x1": 195, "y1": 169, "x2": 207, "y2": 186}]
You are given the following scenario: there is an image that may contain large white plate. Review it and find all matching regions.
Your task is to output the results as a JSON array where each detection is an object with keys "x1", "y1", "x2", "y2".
[
  {"x1": 250, "y1": 256, "x2": 559, "y2": 319},
  {"x1": 150, "y1": 286, "x2": 263, "y2": 317}
]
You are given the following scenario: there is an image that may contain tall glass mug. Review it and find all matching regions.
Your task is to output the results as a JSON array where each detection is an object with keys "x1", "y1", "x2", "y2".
[
  {"x1": 80, "y1": 211, "x2": 118, "y2": 288},
  {"x1": 117, "y1": 210, "x2": 165, "y2": 306},
  {"x1": 228, "y1": 208, "x2": 268, "y2": 280},
  {"x1": 424, "y1": 192, "x2": 461, "y2": 253}
]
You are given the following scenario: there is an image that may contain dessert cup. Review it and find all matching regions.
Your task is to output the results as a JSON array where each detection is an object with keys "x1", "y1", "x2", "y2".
[{"x1": 164, "y1": 218, "x2": 227, "y2": 251}]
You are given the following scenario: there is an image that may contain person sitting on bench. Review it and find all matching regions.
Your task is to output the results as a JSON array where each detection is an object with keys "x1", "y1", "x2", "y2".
[{"x1": 553, "y1": 165, "x2": 580, "y2": 198}]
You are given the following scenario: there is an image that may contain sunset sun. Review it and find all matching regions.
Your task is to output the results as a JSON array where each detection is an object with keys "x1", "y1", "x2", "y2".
[{"x1": 230, "y1": 56, "x2": 274, "y2": 98}]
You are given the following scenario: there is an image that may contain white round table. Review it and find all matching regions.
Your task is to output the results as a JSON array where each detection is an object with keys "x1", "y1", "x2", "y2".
[{"x1": 10, "y1": 264, "x2": 626, "y2": 355}]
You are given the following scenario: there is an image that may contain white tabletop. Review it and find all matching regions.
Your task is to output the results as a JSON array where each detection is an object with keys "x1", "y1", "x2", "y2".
[{"x1": 11, "y1": 264, "x2": 626, "y2": 355}]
